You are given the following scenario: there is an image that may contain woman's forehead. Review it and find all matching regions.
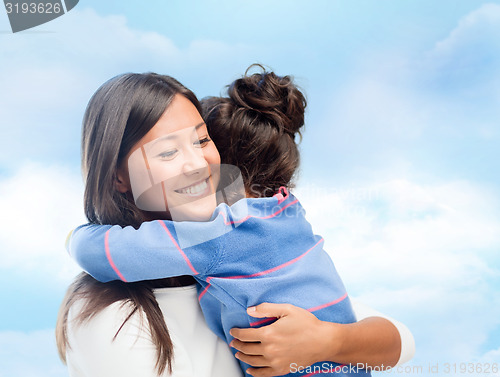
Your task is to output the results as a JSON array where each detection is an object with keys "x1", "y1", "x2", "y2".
[
  {"x1": 147, "y1": 122, "x2": 205, "y2": 146},
  {"x1": 134, "y1": 95, "x2": 206, "y2": 147},
  {"x1": 154, "y1": 94, "x2": 204, "y2": 133}
]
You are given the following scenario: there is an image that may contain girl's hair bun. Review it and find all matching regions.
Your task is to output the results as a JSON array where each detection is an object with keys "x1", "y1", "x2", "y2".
[{"x1": 227, "y1": 64, "x2": 307, "y2": 137}]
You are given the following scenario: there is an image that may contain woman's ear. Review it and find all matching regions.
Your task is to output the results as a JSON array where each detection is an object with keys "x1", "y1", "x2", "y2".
[{"x1": 115, "y1": 169, "x2": 130, "y2": 193}]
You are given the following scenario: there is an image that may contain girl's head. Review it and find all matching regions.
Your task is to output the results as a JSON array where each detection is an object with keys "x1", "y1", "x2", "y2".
[
  {"x1": 202, "y1": 65, "x2": 307, "y2": 198},
  {"x1": 82, "y1": 73, "x2": 220, "y2": 227}
]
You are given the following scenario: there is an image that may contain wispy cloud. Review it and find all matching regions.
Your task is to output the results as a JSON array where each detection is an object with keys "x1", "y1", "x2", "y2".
[
  {"x1": 0, "y1": 162, "x2": 84, "y2": 282},
  {"x1": 0, "y1": 8, "x2": 258, "y2": 170},
  {"x1": 296, "y1": 6, "x2": 500, "y2": 361},
  {"x1": 0, "y1": 329, "x2": 68, "y2": 377},
  {"x1": 302, "y1": 3, "x2": 500, "y2": 186},
  {"x1": 428, "y1": 3, "x2": 500, "y2": 93},
  {"x1": 296, "y1": 176, "x2": 500, "y2": 369}
]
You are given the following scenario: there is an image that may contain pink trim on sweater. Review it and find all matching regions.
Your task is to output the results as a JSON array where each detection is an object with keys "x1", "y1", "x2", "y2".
[
  {"x1": 307, "y1": 292, "x2": 348, "y2": 313},
  {"x1": 220, "y1": 237, "x2": 323, "y2": 280},
  {"x1": 249, "y1": 292, "x2": 348, "y2": 327},
  {"x1": 104, "y1": 230, "x2": 128, "y2": 282},
  {"x1": 302, "y1": 364, "x2": 346, "y2": 376},
  {"x1": 198, "y1": 280, "x2": 212, "y2": 301},
  {"x1": 199, "y1": 238, "x2": 323, "y2": 301},
  {"x1": 157, "y1": 220, "x2": 199, "y2": 275},
  {"x1": 273, "y1": 186, "x2": 289, "y2": 204},
  {"x1": 258, "y1": 199, "x2": 298, "y2": 220},
  {"x1": 249, "y1": 317, "x2": 276, "y2": 327},
  {"x1": 219, "y1": 198, "x2": 299, "y2": 226}
]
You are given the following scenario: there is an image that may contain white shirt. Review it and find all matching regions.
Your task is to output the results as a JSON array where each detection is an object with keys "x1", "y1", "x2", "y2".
[
  {"x1": 66, "y1": 285, "x2": 243, "y2": 377},
  {"x1": 65, "y1": 285, "x2": 414, "y2": 377}
]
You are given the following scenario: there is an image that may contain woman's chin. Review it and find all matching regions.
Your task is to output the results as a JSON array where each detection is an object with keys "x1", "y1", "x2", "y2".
[{"x1": 169, "y1": 193, "x2": 218, "y2": 222}]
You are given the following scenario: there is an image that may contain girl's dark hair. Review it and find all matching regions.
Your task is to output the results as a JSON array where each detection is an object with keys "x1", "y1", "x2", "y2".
[
  {"x1": 56, "y1": 73, "x2": 202, "y2": 375},
  {"x1": 202, "y1": 64, "x2": 307, "y2": 197}
]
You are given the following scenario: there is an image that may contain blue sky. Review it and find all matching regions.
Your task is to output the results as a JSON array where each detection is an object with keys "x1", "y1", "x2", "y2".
[{"x1": 0, "y1": 1, "x2": 499, "y2": 376}]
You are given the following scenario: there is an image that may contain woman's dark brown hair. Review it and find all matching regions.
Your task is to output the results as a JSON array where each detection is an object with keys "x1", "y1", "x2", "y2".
[
  {"x1": 202, "y1": 65, "x2": 307, "y2": 198},
  {"x1": 55, "y1": 73, "x2": 202, "y2": 375}
]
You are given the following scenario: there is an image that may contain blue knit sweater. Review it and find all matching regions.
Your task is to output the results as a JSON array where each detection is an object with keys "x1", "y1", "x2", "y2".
[{"x1": 68, "y1": 192, "x2": 370, "y2": 376}]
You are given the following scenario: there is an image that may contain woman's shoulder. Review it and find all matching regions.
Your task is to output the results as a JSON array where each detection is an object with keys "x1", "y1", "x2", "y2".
[
  {"x1": 65, "y1": 288, "x2": 243, "y2": 377},
  {"x1": 66, "y1": 299, "x2": 162, "y2": 377},
  {"x1": 67, "y1": 299, "x2": 150, "y2": 352}
]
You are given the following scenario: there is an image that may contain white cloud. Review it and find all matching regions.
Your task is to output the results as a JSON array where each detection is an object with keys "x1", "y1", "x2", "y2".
[
  {"x1": 0, "y1": 7, "x2": 257, "y2": 168},
  {"x1": 303, "y1": 3, "x2": 500, "y2": 187},
  {"x1": 422, "y1": 3, "x2": 500, "y2": 120},
  {"x1": 295, "y1": 178, "x2": 500, "y2": 366},
  {"x1": 479, "y1": 346, "x2": 500, "y2": 369},
  {"x1": 0, "y1": 329, "x2": 68, "y2": 377},
  {"x1": 0, "y1": 162, "x2": 84, "y2": 283},
  {"x1": 430, "y1": 3, "x2": 500, "y2": 71},
  {"x1": 296, "y1": 178, "x2": 500, "y2": 287}
]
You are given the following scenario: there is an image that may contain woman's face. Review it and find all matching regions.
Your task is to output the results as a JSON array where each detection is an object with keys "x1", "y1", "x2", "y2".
[{"x1": 117, "y1": 94, "x2": 221, "y2": 221}]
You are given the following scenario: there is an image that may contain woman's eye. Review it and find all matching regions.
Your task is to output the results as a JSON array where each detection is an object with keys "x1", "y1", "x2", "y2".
[
  {"x1": 157, "y1": 150, "x2": 177, "y2": 160},
  {"x1": 195, "y1": 137, "x2": 211, "y2": 148}
]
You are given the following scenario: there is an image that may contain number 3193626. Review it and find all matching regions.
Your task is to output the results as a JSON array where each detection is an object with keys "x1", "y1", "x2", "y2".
[{"x1": 5, "y1": 3, "x2": 62, "y2": 14}]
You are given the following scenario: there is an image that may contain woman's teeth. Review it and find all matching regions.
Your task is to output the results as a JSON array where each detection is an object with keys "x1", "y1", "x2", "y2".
[{"x1": 176, "y1": 179, "x2": 208, "y2": 196}]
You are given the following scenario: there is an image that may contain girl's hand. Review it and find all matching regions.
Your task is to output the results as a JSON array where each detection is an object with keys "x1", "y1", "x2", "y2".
[{"x1": 229, "y1": 303, "x2": 341, "y2": 377}]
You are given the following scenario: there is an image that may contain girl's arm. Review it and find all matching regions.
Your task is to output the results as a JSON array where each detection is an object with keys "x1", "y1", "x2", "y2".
[
  {"x1": 67, "y1": 220, "x2": 217, "y2": 282},
  {"x1": 230, "y1": 302, "x2": 414, "y2": 377}
]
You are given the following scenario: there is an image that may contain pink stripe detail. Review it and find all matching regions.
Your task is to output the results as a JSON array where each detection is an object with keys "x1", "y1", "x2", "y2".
[
  {"x1": 250, "y1": 317, "x2": 276, "y2": 327},
  {"x1": 198, "y1": 279, "x2": 212, "y2": 301},
  {"x1": 198, "y1": 284, "x2": 211, "y2": 301},
  {"x1": 219, "y1": 199, "x2": 299, "y2": 226},
  {"x1": 302, "y1": 364, "x2": 346, "y2": 376},
  {"x1": 258, "y1": 199, "x2": 298, "y2": 220},
  {"x1": 104, "y1": 230, "x2": 128, "y2": 282},
  {"x1": 223, "y1": 214, "x2": 251, "y2": 226},
  {"x1": 302, "y1": 371, "x2": 323, "y2": 376},
  {"x1": 220, "y1": 237, "x2": 324, "y2": 280},
  {"x1": 307, "y1": 292, "x2": 348, "y2": 313},
  {"x1": 219, "y1": 211, "x2": 228, "y2": 224},
  {"x1": 249, "y1": 292, "x2": 347, "y2": 327},
  {"x1": 157, "y1": 221, "x2": 198, "y2": 275},
  {"x1": 273, "y1": 186, "x2": 289, "y2": 204}
]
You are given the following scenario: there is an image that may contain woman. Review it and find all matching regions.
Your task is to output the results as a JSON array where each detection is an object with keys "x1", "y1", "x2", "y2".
[{"x1": 56, "y1": 72, "x2": 413, "y2": 377}]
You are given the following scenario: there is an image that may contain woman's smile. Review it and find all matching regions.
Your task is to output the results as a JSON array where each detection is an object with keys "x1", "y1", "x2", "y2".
[{"x1": 174, "y1": 177, "x2": 211, "y2": 197}]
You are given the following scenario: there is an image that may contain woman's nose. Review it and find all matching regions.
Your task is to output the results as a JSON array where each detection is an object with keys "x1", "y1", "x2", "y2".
[{"x1": 182, "y1": 146, "x2": 208, "y2": 175}]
